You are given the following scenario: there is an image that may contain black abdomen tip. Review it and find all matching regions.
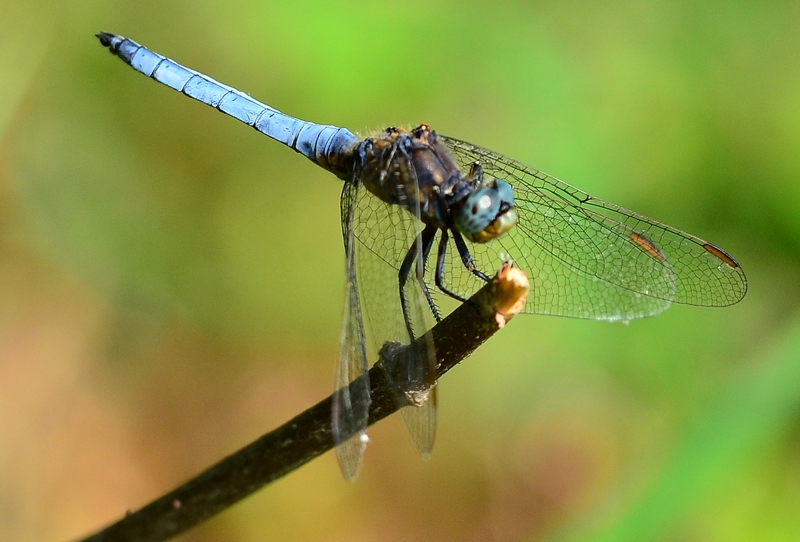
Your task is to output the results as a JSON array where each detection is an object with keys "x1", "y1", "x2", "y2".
[{"x1": 96, "y1": 32, "x2": 120, "y2": 49}]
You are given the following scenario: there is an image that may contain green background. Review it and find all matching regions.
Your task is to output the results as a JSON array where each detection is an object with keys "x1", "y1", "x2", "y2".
[{"x1": 2, "y1": 1, "x2": 799, "y2": 541}]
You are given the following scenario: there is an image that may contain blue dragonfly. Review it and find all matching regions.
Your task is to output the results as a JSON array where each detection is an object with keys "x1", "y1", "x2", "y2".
[{"x1": 97, "y1": 33, "x2": 747, "y2": 481}]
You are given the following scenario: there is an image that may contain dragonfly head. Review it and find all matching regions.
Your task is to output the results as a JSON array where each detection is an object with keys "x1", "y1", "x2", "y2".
[{"x1": 454, "y1": 179, "x2": 518, "y2": 243}]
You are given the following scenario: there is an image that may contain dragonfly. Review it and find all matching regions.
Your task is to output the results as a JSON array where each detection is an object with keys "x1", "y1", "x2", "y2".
[{"x1": 97, "y1": 33, "x2": 747, "y2": 481}]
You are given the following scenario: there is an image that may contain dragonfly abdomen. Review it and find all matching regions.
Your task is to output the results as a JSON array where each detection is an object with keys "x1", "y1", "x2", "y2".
[{"x1": 96, "y1": 32, "x2": 360, "y2": 179}]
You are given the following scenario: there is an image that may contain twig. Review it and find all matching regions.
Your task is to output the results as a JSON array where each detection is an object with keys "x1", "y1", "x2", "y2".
[{"x1": 74, "y1": 263, "x2": 529, "y2": 542}]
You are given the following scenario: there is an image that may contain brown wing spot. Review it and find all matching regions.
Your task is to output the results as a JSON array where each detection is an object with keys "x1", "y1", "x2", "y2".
[
  {"x1": 630, "y1": 232, "x2": 667, "y2": 262},
  {"x1": 703, "y1": 243, "x2": 739, "y2": 268}
]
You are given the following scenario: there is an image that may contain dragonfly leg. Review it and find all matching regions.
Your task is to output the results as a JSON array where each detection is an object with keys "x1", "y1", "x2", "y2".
[
  {"x1": 433, "y1": 230, "x2": 469, "y2": 303},
  {"x1": 398, "y1": 225, "x2": 439, "y2": 338},
  {"x1": 467, "y1": 161, "x2": 484, "y2": 181},
  {"x1": 451, "y1": 230, "x2": 491, "y2": 282},
  {"x1": 419, "y1": 227, "x2": 443, "y2": 322}
]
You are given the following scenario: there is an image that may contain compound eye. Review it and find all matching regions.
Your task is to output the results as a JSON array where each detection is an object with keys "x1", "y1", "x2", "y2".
[
  {"x1": 455, "y1": 187, "x2": 500, "y2": 236},
  {"x1": 455, "y1": 179, "x2": 517, "y2": 243},
  {"x1": 494, "y1": 179, "x2": 514, "y2": 205}
]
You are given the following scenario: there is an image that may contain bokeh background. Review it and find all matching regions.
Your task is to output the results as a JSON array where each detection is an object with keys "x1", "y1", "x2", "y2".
[{"x1": 2, "y1": 1, "x2": 799, "y2": 541}]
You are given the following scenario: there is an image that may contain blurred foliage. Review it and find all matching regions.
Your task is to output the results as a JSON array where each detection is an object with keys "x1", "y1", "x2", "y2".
[{"x1": 1, "y1": 0, "x2": 799, "y2": 541}]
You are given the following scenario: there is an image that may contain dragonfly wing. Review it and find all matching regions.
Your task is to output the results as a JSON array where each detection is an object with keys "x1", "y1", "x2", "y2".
[
  {"x1": 353, "y1": 156, "x2": 438, "y2": 457},
  {"x1": 333, "y1": 179, "x2": 370, "y2": 481},
  {"x1": 400, "y1": 382, "x2": 437, "y2": 458},
  {"x1": 439, "y1": 135, "x2": 747, "y2": 321}
]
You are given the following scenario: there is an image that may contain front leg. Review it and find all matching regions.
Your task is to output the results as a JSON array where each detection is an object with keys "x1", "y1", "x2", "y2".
[
  {"x1": 452, "y1": 229, "x2": 490, "y2": 282},
  {"x1": 433, "y1": 229, "x2": 469, "y2": 304}
]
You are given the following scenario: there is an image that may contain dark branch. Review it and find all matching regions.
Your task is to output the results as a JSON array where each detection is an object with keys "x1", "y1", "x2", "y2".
[{"x1": 74, "y1": 263, "x2": 529, "y2": 542}]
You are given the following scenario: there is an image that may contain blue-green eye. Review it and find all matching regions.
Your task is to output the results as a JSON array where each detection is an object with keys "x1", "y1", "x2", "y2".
[
  {"x1": 455, "y1": 187, "x2": 501, "y2": 236},
  {"x1": 495, "y1": 179, "x2": 514, "y2": 205},
  {"x1": 455, "y1": 179, "x2": 517, "y2": 243}
]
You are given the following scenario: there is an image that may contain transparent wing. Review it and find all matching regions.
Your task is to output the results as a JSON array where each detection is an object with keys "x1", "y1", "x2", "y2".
[
  {"x1": 351, "y1": 164, "x2": 437, "y2": 457},
  {"x1": 400, "y1": 384, "x2": 437, "y2": 458},
  {"x1": 434, "y1": 135, "x2": 747, "y2": 321},
  {"x1": 332, "y1": 179, "x2": 370, "y2": 482}
]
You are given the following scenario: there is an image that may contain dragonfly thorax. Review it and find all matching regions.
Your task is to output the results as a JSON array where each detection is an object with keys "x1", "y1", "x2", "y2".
[
  {"x1": 358, "y1": 125, "x2": 517, "y2": 242},
  {"x1": 357, "y1": 125, "x2": 460, "y2": 225}
]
